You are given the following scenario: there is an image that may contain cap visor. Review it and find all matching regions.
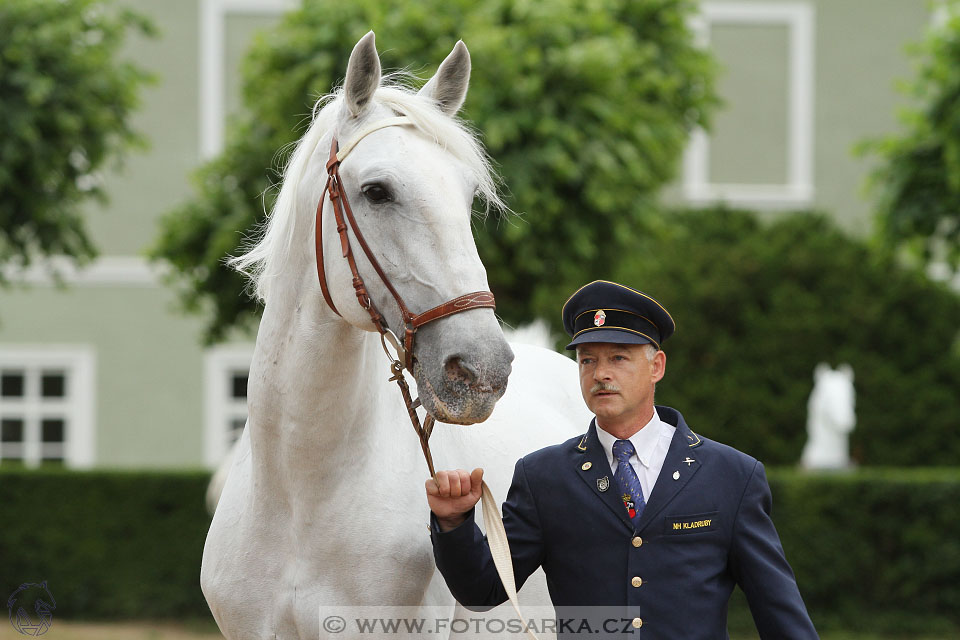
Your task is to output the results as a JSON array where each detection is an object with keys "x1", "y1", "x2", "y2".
[{"x1": 565, "y1": 329, "x2": 655, "y2": 350}]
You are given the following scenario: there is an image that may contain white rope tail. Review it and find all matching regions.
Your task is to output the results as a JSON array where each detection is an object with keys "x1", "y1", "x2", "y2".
[{"x1": 480, "y1": 481, "x2": 541, "y2": 640}]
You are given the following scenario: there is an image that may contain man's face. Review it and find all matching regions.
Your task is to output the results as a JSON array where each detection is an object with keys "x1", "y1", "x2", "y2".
[{"x1": 576, "y1": 342, "x2": 666, "y2": 433}]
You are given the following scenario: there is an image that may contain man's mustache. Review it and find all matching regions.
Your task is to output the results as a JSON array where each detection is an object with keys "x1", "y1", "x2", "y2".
[{"x1": 591, "y1": 382, "x2": 620, "y2": 394}]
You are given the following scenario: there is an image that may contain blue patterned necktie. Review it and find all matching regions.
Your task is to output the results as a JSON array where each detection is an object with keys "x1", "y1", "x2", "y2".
[{"x1": 613, "y1": 439, "x2": 645, "y2": 524}]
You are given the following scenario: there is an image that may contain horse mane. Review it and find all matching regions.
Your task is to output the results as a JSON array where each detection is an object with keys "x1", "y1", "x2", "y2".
[{"x1": 229, "y1": 77, "x2": 505, "y2": 303}]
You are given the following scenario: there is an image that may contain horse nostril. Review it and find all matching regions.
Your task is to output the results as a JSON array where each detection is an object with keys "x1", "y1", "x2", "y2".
[{"x1": 444, "y1": 355, "x2": 478, "y2": 386}]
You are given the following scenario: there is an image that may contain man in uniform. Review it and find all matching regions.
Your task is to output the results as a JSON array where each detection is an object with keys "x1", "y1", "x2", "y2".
[{"x1": 425, "y1": 280, "x2": 818, "y2": 638}]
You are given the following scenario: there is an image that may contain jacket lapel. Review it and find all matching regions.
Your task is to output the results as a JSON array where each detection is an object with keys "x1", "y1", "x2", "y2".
[
  {"x1": 573, "y1": 420, "x2": 635, "y2": 532},
  {"x1": 634, "y1": 407, "x2": 704, "y2": 533}
]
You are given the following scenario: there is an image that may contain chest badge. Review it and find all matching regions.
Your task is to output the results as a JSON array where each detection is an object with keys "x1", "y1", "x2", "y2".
[
  {"x1": 683, "y1": 457, "x2": 696, "y2": 466},
  {"x1": 597, "y1": 476, "x2": 610, "y2": 492},
  {"x1": 594, "y1": 310, "x2": 606, "y2": 327}
]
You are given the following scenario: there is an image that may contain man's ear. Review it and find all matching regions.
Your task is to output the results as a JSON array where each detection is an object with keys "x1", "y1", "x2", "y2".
[{"x1": 651, "y1": 350, "x2": 666, "y2": 383}]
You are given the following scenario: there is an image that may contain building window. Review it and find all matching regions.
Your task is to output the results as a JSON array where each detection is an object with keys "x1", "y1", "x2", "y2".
[
  {"x1": 204, "y1": 346, "x2": 254, "y2": 468},
  {"x1": 685, "y1": 1, "x2": 815, "y2": 207},
  {"x1": 0, "y1": 347, "x2": 96, "y2": 468}
]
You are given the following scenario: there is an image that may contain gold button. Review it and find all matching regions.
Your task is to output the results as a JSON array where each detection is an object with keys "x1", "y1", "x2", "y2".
[
  {"x1": 631, "y1": 536, "x2": 642, "y2": 547},
  {"x1": 631, "y1": 576, "x2": 643, "y2": 588},
  {"x1": 581, "y1": 462, "x2": 592, "y2": 471},
  {"x1": 632, "y1": 617, "x2": 643, "y2": 629}
]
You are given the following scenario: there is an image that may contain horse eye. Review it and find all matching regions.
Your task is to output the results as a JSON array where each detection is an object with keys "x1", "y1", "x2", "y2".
[{"x1": 361, "y1": 183, "x2": 393, "y2": 204}]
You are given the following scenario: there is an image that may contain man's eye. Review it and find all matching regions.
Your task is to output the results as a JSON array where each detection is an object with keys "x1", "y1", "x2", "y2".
[{"x1": 361, "y1": 183, "x2": 393, "y2": 204}]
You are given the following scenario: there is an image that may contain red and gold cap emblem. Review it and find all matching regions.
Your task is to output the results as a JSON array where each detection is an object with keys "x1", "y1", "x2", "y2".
[{"x1": 594, "y1": 310, "x2": 606, "y2": 327}]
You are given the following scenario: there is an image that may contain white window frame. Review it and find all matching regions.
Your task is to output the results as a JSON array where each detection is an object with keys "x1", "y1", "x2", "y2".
[
  {"x1": 0, "y1": 346, "x2": 96, "y2": 468},
  {"x1": 199, "y1": 0, "x2": 299, "y2": 159},
  {"x1": 685, "y1": 1, "x2": 815, "y2": 207},
  {"x1": 204, "y1": 345, "x2": 254, "y2": 468}
]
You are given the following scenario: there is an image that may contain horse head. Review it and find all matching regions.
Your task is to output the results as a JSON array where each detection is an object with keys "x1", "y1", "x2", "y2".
[{"x1": 238, "y1": 32, "x2": 513, "y2": 425}]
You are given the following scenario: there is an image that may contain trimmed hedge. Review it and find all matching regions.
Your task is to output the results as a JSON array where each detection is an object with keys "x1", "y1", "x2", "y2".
[
  {"x1": 760, "y1": 467, "x2": 960, "y2": 635},
  {"x1": 0, "y1": 468, "x2": 211, "y2": 619},
  {"x1": 1, "y1": 468, "x2": 959, "y2": 635}
]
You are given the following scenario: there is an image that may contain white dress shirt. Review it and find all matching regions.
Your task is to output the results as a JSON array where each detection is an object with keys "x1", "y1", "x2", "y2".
[{"x1": 595, "y1": 408, "x2": 676, "y2": 503}]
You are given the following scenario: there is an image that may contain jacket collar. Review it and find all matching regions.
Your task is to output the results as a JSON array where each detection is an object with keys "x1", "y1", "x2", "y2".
[{"x1": 572, "y1": 406, "x2": 704, "y2": 534}]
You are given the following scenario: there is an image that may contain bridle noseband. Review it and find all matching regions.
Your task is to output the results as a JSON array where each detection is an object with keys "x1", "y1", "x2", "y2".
[{"x1": 313, "y1": 116, "x2": 497, "y2": 475}]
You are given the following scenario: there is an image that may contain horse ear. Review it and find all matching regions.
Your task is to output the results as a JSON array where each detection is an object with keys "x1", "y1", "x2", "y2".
[
  {"x1": 343, "y1": 31, "x2": 381, "y2": 118},
  {"x1": 419, "y1": 40, "x2": 471, "y2": 115},
  {"x1": 838, "y1": 363, "x2": 854, "y2": 380},
  {"x1": 814, "y1": 362, "x2": 830, "y2": 380}
]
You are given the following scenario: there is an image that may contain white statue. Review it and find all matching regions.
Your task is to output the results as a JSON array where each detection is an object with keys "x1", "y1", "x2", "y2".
[{"x1": 801, "y1": 363, "x2": 856, "y2": 470}]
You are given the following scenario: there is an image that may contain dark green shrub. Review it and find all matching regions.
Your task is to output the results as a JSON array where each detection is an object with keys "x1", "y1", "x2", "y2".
[
  {"x1": 0, "y1": 468, "x2": 211, "y2": 619},
  {"x1": 762, "y1": 468, "x2": 960, "y2": 635},
  {"x1": 607, "y1": 207, "x2": 960, "y2": 466},
  {"x1": 1, "y1": 468, "x2": 958, "y2": 636}
]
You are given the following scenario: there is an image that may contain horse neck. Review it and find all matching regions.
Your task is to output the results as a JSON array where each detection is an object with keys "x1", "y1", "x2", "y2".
[{"x1": 245, "y1": 275, "x2": 404, "y2": 495}]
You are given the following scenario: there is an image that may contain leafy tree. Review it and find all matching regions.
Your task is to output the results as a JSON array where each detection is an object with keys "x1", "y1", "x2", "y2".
[
  {"x1": 612, "y1": 207, "x2": 960, "y2": 466},
  {"x1": 861, "y1": 7, "x2": 960, "y2": 270},
  {"x1": 152, "y1": 0, "x2": 717, "y2": 342},
  {"x1": 0, "y1": 0, "x2": 153, "y2": 278}
]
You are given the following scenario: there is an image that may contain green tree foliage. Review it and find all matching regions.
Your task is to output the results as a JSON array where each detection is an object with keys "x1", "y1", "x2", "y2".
[
  {"x1": 0, "y1": 0, "x2": 153, "y2": 277},
  {"x1": 861, "y1": 8, "x2": 960, "y2": 269},
  {"x1": 611, "y1": 208, "x2": 960, "y2": 466},
  {"x1": 151, "y1": 0, "x2": 717, "y2": 342}
]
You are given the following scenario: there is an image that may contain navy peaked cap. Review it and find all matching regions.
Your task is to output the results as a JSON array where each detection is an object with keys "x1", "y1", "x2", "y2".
[{"x1": 561, "y1": 280, "x2": 675, "y2": 351}]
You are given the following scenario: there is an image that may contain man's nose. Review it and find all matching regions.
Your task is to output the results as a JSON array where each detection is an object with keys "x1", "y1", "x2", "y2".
[{"x1": 593, "y1": 361, "x2": 611, "y2": 380}]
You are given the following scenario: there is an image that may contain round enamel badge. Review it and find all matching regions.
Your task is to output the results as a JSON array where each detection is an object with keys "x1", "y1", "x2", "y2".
[{"x1": 594, "y1": 310, "x2": 606, "y2": 327}]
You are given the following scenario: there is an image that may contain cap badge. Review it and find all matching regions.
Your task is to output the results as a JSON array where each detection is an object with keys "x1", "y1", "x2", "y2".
[
  {"x1": 597, "y1": 476, "x2": 610, "y2": 492},
  {"x1": 594, "y1": 310, "x2": 606, "y2": 327}
]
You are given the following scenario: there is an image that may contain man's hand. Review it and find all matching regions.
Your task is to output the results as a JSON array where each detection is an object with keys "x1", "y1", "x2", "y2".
[{"x1": 425, "y1": 468, "x2": 484, "y2": 532}]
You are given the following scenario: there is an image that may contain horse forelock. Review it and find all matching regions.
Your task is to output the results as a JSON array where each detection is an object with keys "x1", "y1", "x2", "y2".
[{"x1": 229, "y1": 77, "x2": 504, "y2": 304}]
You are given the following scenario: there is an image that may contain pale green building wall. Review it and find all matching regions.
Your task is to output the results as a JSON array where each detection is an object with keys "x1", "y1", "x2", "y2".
[{"x1": 662, "y1": 0, "x2": 933, "y2": 235}]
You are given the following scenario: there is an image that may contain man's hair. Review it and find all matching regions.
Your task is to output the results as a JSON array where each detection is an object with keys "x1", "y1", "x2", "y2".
[{"x1": 641, "y1": 344, "x2": 658, "y2": 362}]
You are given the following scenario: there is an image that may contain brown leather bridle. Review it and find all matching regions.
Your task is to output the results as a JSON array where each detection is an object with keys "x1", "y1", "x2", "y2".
[{"x1": 313, "y1": 117, "x2": 497, "y2": 475}]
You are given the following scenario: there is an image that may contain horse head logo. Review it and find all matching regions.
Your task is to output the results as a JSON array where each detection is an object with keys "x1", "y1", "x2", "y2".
[{"x1": 7, "y1": 582, "x2": 56, "y2": 636}]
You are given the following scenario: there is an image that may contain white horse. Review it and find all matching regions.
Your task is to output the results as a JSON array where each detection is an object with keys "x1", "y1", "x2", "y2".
[
  {"x1": 800, "y1": 363, "x2": 856, "y2": 470},
  {"x1": 200, "y1": 32, "x2": 589, "y2": 639}
]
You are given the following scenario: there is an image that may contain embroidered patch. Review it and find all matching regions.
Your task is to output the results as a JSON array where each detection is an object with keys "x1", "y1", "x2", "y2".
[{"x1": 665, "y1": 512, "x2": 719, "y2": 534}]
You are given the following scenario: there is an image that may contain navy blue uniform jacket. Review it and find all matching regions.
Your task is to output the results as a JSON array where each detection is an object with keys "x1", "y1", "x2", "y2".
[{"x1": 431, "y1": 406, "x2": 818, "y2": 639}]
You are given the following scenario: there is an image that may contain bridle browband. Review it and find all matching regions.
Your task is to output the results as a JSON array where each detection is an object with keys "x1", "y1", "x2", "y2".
[{"x1": 313, "y1": 116, "x2": 497, "y2": 475}]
